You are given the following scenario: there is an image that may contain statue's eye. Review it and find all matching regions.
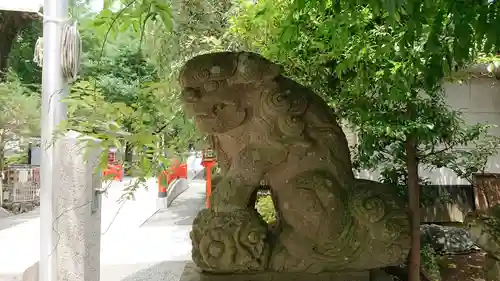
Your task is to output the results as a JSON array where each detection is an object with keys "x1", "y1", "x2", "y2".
[
  {"x1": 182, "y1": 88, "x2": 201, "y2": 102},
  {"x1": 203, "y1": 79, "x2": 228, "y2": 92},
  {"x1": 212, "y1": 103, "x2": 225, "y2": 115}
]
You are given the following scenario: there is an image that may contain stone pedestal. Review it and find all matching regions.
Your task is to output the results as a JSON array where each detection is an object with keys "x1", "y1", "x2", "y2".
[
  {"x1": 180, "y1": 263, "x2": 370, "y2": 281},
  {"x1": 53, "y1": 131, "x2": 102, "y2": 281}
]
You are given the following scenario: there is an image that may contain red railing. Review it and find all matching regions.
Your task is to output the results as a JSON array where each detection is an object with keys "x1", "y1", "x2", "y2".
[
  {"x1": 102, "y1": 150, "x2": 123, "y2": 182},
  {"x1": 158, "y1": 161, "x2": 188, "y2": 196},
  {"x1": 103, "y1": 164, "x2": 124, "y2": 182}
]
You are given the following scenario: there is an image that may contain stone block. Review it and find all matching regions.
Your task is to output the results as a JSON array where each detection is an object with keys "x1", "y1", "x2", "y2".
[
  {"x1": 22, "y1": 262, "x2": 38, "y2": 281},
  {"x1": 52, "y1": 130, "x2": 102, "y2": 281},
  {"x1": 157, "y1": 197, "x2": 168, "y2": 209},
  {"x1": 179, "y1": 263, "x2": 370, "y2": 281}
]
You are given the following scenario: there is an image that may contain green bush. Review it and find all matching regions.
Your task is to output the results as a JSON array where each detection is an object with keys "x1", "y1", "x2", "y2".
[
  {"x1": 256, "y1": 195, "x2": 276, "y2": 224},
  {"x1": 5, "y1": 153, "x2": 28, "y2": 166},
  {"x1": 421, "y1": 243, "x2": 441, "y2": 281}
]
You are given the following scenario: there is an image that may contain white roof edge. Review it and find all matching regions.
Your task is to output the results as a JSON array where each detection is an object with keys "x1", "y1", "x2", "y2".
[{"x1": 0, "y1": 0, "x2": 43, "y2": 13}]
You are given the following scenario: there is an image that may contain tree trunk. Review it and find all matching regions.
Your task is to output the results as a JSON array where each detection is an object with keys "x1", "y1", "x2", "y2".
[
  {"x1": 0, "y1": 144, "x2": 5, "y2": 173},
  {"x1": 0, "y1": 11, "x2": 38, "y2": 81},
  {"x1": 405, "y1": 136, "x2": 420, "y2": 281},
  {"x1": 124, "y1": 142, "x2": 133, "y2": 175},
  {"x1": 0, "y1": 133, "x2": 4, "y2": 172}
]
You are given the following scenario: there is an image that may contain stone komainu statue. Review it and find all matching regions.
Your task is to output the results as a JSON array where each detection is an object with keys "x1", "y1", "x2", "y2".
[{"x1": 179, "y1": 51, "x2": 411, "y2": 273}]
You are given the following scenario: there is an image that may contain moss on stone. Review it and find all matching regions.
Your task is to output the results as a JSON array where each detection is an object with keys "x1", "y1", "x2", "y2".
[{"x1": 256, "y1": 194, "x2": 276, "y2": 224}]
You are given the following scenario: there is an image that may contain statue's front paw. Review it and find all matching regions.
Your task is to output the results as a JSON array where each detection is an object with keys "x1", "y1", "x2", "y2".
[
  {"x1": 209, "y1": 178, "x2": 252, "y2": 210},
  {"x1": 209, "y1": 203, "x2": 241, "y2": 213},
  {"x1": 190, "y1": 208, "x2": 270, "y2": 272}
]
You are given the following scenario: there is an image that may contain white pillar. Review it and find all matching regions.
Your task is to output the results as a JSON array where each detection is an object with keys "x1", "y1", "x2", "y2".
[
  {"x1": 39, "y1": 0, "x2": 69, "y2": 280},
  {"x1": 53, "y1": 131, "x2": 102, "y2": 281}
]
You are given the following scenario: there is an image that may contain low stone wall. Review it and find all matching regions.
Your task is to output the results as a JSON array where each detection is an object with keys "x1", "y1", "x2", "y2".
[
  {"x1": 421, "y1": 202, "x2": 470, "y2": 223},
  {"x1": 166, "y1": 178, "x2": 190, "y2": 207},
  {"x1": 254, "y1": 185, "x2": 476, "y2": 223}
]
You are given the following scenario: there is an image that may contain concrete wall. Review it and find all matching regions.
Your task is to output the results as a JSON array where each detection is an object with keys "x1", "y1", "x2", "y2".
[
  {"x1": 420, "y1": 185, "x2": 475, "y2": 223},
  {"x1": 342, "y1": 77, "x2": 500, "y2": 222},
  {"x1": 345, "y1": 77, "x2": 500, "y2": 185}
]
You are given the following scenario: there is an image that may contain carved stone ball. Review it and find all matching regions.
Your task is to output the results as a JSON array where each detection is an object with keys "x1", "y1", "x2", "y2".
[{"x1": 190, "y1": 208, "x2": 270, "y2": 273}]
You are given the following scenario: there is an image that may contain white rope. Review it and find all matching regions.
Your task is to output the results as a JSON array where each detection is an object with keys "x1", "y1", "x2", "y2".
[
  {"x1": 61, "y1": 21, "x2": 81, "y2": 82},
  {"x1": 33, "y1": 38, "x2": 43, "y2": 67},
  {"x1": 33, "y1": 14, "x2": 81, "y2": 83}
]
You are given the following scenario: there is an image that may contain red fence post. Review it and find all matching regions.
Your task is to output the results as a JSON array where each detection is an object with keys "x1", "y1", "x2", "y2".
[
  {"x1": 201, "y1": 161, "x2": 215, "y2": 208},
  {"x1": 201, "y1": 149, "x2": 216, "y2": 208},
  {"x1": 158, "y1": 171, "x2": 167, "y2": 199},
  {"x1": 103, "y1": 148, "x2": 123, "y2": 182}
]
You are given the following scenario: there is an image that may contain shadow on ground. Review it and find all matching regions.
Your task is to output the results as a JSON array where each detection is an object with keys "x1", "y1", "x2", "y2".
[{"x1": 101, "y1": 261, "x2": 187, "y2": 281}]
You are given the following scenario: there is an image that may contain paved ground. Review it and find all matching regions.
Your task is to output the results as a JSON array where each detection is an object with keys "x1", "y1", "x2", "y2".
[
  {"x1": 0, "y1": 208, "x2": 39, "y2": 231},
  {"x1": 0, "y1": 178, "x2": 206, "y2": 281},
  {"x1": 100, "y1": 180, "x2": 205, "y2": 281}
]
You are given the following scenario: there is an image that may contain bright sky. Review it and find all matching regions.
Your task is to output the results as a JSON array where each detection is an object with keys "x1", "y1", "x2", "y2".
[
  {"x1": 0, "y1": 0, "x2": 103, "y2": 12},
  {"x1": 0, "y1": 0, "x2": 43, "y2": 12},
  {"x1": 89, "y1": 0, "x2": 104, "y2": 13}
]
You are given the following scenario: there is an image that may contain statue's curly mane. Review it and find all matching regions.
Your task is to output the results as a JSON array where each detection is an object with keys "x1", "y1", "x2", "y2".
[
  {"x1": 255, "y1": 75, "x2": 355, "y2": 186},
  {"x1": 180, "y1": 51, "x2": 354, "y2": 185}
]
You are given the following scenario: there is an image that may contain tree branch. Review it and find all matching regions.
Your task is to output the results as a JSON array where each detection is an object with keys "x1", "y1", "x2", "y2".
[{"x1": 419, "y1": 144, "x2": 451, "y2": 160}]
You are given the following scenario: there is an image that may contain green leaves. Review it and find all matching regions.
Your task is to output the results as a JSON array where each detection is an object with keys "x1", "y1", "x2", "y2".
[
  {"x1": 231, "y1": 0, "x2": 500, "y2": 192},
  {"x1": 0, "y1": 72, "x2": 40, "y2": 169},
  {"x1": 90, "y1": 0, "x2": 173, "y2": 40},
  {"x1": 55, "y1": 0, "x2": 236, "y2": 188},
  {"x1": 150, "y1": 0, "x2": 173, "y2": 31}
]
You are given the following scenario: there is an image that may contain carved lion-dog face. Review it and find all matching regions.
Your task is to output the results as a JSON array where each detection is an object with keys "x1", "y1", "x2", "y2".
[{"x1": 179, "y1": 52, "x2": 281, "y2": 134}]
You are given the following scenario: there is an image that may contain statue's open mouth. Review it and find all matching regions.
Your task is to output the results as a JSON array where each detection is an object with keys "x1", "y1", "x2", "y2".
[
  {"x1": 195, "y1": 112, "x2": 210, "y2": 117},
  {"x1": 194, "y1": 103, "x2": 225, "y2": 119}
]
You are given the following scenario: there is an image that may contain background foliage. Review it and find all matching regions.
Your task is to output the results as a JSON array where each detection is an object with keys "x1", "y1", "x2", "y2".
[{"x1": 1, "y1": 1, "x2": 500, "y2": 279}]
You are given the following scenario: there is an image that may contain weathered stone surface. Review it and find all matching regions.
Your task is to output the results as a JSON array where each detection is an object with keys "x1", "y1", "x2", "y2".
[
  {"x1": 465, "y1": 208, "x2": 500, "y2": 281},
  {"x1": 180, "y1": 262, "x2": 370, "y2": 281},
  {"x1": 484, "y1": 256, "x2": 500, "y2": 281},
  {"x1": 190, "y1": 208, "x2": 270, "y2": 273},
  {"x1": 52, "y1": 131, "x2": 102, "y2": 281},
  {"x1": 369, "y1": 269, "x2": 396, "y2": 281},
  {"x1": 179, "y1": 51, "x2": 411, "y2": 274},
  {"x1": 22, "y1": 262, "x2": 38, "y2": 281},
  {"x1": 420, "y1": 224, "x2": 478, "y2": 254}
]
